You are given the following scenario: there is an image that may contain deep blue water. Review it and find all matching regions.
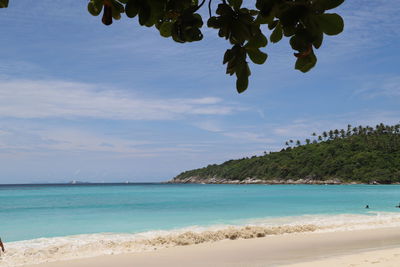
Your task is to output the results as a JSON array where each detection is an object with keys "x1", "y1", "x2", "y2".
[{"x1": 1, "y1": 184, "x2": 399, "y2": 242}]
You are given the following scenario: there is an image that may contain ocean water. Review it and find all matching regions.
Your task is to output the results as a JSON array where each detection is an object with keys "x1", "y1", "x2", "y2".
[
  {"x1": 2, "y1": 183, "x2": 400, "y2": 242},
  {"x1": 1, "y1": 184, "x2": 400, "y2": 266}
]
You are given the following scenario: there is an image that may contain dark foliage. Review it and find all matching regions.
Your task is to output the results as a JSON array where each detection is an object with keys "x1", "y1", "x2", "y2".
[{"x1": 176, "y1": 123, "x2": 400, "y2": 183}]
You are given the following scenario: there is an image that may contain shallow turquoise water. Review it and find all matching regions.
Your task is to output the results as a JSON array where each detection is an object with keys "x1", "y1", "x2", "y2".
[{"x1": 1, "y1": 184, "x2": 399, "y2": 242}]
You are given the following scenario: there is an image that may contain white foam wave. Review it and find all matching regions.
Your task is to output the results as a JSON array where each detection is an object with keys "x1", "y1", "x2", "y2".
[{"x1": 1, "y1": 212, "x2": 400, "y2": 267}]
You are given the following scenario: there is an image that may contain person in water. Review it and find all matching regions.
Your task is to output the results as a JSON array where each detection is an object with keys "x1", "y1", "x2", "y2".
[
  {"x1": 0, "y1": 238, "x2": 4, "y2": 254},
  {"x1": 365, "y1": 205, "x2": 369, "y2": 209}
]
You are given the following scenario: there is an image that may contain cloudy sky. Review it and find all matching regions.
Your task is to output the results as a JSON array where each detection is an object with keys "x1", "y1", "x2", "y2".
[{"x1": 0, "y1": 0, "x2": 399, "y2": 183}]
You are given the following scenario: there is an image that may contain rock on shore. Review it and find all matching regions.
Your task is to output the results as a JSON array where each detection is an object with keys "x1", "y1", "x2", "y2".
[{"x1": 168, "y1": 176, "x2": 348, "y2": 185}]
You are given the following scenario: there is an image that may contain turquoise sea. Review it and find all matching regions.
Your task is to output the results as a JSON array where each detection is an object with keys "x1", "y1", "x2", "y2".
[
  {"x1": 1, "y1": 183, "x2": 400, "y2": 242},
  {"x1": 1, "y1": 183, "x2": 400, "y2": 266}
]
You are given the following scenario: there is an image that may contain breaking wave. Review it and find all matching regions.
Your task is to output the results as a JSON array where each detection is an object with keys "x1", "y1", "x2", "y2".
[{"x1": 1, "y1": 212, "x2": 400, "y2": 266}]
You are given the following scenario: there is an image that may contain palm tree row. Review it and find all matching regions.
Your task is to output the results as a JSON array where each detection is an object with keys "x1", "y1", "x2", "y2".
[{"x1": 284, "y1": 123, "x2": 400, "y2": 148}]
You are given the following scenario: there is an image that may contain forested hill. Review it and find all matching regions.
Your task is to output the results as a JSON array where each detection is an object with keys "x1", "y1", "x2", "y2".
[{"x1": 172, "y1": 123, "x2": 400, "y2": 184}]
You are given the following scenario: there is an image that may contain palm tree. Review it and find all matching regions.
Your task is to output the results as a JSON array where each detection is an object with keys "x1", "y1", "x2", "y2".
[
  {"x1": 296, "y1": 140, "x2": 301, "y2": 146},
  {"x1": 346, "y1": 124, "x2": 352, "y2": 137},
  {"x1": 334, "y1": 129, "x2": 339, "y2": 138},
  {"x1": 305, "y1": 139, "x2": 311, "y2": 145},
  {"x1": 358, "y1": 125, "x2": 364, "y2": 135},
  {"x1": 340, "y1": 129, "x2": 346, "y2": 138},
  {"x1": 311, "y1": 132, "x2": 317, "y2": 142}
]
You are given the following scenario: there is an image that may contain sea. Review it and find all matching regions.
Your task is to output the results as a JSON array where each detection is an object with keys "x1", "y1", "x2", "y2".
[{"x1": 1, "y1": 183, "x2": 400, "y2": 266}]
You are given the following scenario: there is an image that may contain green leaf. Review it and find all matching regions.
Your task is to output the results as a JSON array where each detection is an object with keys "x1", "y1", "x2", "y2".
[
  {"x1": 270, "y1": 25, "x2": 282, "y2": 43},
  {"x1": 268, "y1": 20, "x2": 278, "y2": 30},
  {"x1": 125, "y1": 0, "x2": 138, "y2": 18},
  {"x1": 246, "y1": 32, "x2": 268, "y2": 48},
  {"x1": 256, "y1": 0, "x2": 275, "y2": 18},
  {"x1": 313, "y1": 31, "x2": 323, "y2": 49},
  {"x1": 87, "y1": 0, "x2": 103, "y2": 16},
  {"x1": 317, "y1": 13, "x2": 344, "y2": 36},
  {"x1": 228, "y1": 0, "x2": 243, "y2": 10},
  {"x1": 321, "y1": 0, "x2": 345, "y2": 10},
  {"x1": 295, "y1": 53, "x2": 317, "y2": 73},
  {"x1": 236, "y1": 63, "x2": 251, "y2": 93},
  {"x1": 255, "y1": 14, "x2": 272, "y2": 25},
  {"x1": 138, "y1": 4, "x2": 151, "y2": 26},
  {"x1": 246, "y1": 48, "x2": 268, "y2": 64},
  {"x1": 223, "y1": 49, "x2": 234, "y2": 64},
  {"x1": 159, "y1": 22, "x2": 173, "y2": 37},
  {"x1": 0, "y1": 0, "x2": 9, "y2": 8},
  {"x1": 111, "y1": 1, "x2": 124, "y2": 20},
  {"x1": 236, "y1": 75, "x2": 249, "y2": 93},
  {"x1": 282, "y1": 25, "x2": 296, "y2": 37},
  {"x1": 112, "y1": 0, "x2": 124, "y2": 13},
  {"x1": 290, "y1": 34, "x2": 308, "y2": 51}
]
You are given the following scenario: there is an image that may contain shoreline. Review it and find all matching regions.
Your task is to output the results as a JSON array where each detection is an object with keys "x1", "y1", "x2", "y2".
[
  {"x1": 3, "y1": 212, "x2": 400, "y2": 266},
  {"x1": 168, "y1": 177, "x2": 400, "y2": 185},
  {"x1": 20, "y1": 227, "x2": 400, "y2": 267}
]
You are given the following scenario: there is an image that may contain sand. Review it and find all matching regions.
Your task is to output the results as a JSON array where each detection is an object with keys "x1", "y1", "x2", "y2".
[
  {"x1": 20, "y1": 227, "x2": 400, "y2": 267},
  {"x1": 286, "y1": 247, "x2": 400, "y2": 267}
]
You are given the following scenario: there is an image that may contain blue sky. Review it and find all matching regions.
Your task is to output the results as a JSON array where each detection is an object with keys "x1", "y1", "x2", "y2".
[{"x1": 0, "y1": 0, "x2": 399, "y2": 183}]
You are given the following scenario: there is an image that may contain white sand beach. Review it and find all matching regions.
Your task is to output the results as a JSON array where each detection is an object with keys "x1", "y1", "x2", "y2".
[
  {"x1": 18, "y1": 226, "x2": 400, "y2": 267},
  {"x1": 286, "y1": 247, "x2": 400, "y2": 267}
]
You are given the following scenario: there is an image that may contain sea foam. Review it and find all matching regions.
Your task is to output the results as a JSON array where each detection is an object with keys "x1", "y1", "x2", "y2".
[{"x1": 1, "y1": 212, "x2": 400, "y2": 267}]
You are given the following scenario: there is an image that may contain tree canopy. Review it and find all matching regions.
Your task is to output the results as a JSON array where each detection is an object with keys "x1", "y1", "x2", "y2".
[
  {"x1": 174, "y1": 123, "x2": 400, "y2": 184},
  {"x1": 0, "y1": 0, "x2": 345, "y2": 93}
]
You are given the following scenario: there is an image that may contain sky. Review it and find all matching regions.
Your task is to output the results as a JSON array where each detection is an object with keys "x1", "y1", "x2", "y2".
[{"x1": 0, "y1": 0, "x2": 399, "y2": 183}]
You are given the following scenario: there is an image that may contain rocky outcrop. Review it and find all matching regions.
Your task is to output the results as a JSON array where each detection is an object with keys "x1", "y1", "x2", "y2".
[{"x1": 168, "y1": 176, "x2": 347, "y2": 185}]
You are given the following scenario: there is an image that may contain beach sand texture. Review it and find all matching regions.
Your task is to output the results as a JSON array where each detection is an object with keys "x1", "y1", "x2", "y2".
[
  {"x1": 286, "y1": 247, "x2": 400, "y2": 267},
  {"x1": 18, "y1": 227, "x2": 400, "y2": 267}
]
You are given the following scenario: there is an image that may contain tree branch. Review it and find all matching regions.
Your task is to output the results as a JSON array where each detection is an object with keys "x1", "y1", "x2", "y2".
[{"x1": 193, "y1": 0, "x2": 206, "y2": 12}]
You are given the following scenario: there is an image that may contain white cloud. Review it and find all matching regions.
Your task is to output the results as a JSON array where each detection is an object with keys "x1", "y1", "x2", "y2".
[
  {"x1": 223, "y1": 131, "x2": 275, "y2": 144},
  {"x1": 0, "y1": 79, "x2": 237, "y2": 120},
  {"x1": 193, "y1": 120, "x2": 275, "y2": 143},
  {"x1": 193, "y1": 120, "x2": 224, "y2": 132},
  {"x1": 354, "y1": 75, "x2": 400, "y2": 98},
  {"x1": 0, "y1": 126, "x2": 204, "y2": 157}
]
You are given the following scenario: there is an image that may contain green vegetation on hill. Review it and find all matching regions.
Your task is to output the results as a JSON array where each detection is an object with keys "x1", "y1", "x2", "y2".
[{"x1": 175, "y1": 123, "x2": 400, "y2": 183}]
